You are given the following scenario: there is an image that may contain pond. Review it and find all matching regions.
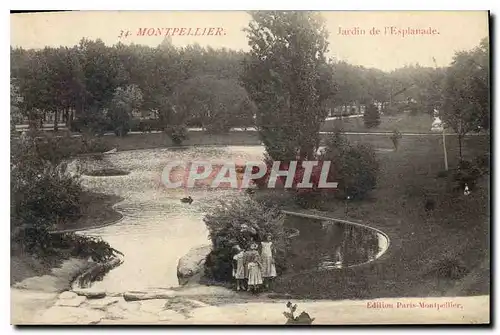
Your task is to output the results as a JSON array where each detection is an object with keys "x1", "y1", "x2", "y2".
[
  {"x1": 284, "y1": 213, "x2": 389, "y2": 273},
  {"x1": 76, "y1": 146, "x2": 265, "y2": 293},
  {"x1": 75, "y1": 145, "x2": 389, "y2": 293}
]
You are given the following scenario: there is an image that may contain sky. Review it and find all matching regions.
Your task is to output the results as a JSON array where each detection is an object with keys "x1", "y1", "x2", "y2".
[{"x1": 10, "y1": 11, "x2": 489, "y2": 72}]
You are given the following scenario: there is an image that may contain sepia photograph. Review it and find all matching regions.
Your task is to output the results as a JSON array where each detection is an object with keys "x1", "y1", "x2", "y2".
[{"x1": 10, "y1": 10, "x2": 490, "y2": 325}]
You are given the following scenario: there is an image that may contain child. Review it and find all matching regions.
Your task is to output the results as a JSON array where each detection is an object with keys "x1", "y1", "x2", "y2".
[
  {"x1": 232, "y1": 245, "x2": 245, "y2": 291},
  {"x1": 246, "y1": 243, "x2": 263, "y2": 293},
  {"x1": 261, "y1": 233, "x2": 277, "y2": 289}
]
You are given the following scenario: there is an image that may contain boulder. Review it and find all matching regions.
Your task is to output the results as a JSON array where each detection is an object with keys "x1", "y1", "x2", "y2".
[
  {"x1": 87, "y1": 297, "x2": 121, "y2": 310},
  {"x1": 59, "y1": 291, "x2": 78, "y2": 300},
  {"x1": 55, "y1": 295, "x2": 87, "y2": 307},
  {"x1": 177, "y1": 245, "x2": 212, "y2": 286},
  {"x1": 123, "y1": 290, "x2": 175, "y2": 302},
  {"x1": 32, "y1": 306, "x2": 105, "y2": 325},
  {"x1": 73, "y1": 288, "x2": 106, "y2": 299}
]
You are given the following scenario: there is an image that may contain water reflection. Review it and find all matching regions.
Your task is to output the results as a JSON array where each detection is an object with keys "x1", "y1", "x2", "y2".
[{"x1": 285, "y1": 215, "x2": 388, "y2": 273}]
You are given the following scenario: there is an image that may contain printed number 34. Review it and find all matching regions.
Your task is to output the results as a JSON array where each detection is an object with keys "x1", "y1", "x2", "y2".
[{"x1": 118, "y1": 30, "x2": 131, "y2": 39}]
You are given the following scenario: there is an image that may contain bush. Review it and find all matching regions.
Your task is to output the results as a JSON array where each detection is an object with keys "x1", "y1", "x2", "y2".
[
  {"x1": 474, "y1": 153, "x2": 490, "y2": 173},
  {"x1": 11, "y1": 134, "x2": 113, "y2": 167},
  {"x1": 11, "y1": 161, "x2": 83, "y2": 231},
  {"x1": 165, "y1": 125, "x2": 188, "y2": 146},
  {"x1": 52, "y1": 233, "x2": 121, "y2": 262},
  {"x1": 70, "y1": 113, "x2": 113, "y2": 135},
  {"x1": 451, "y1": 160, "x2": 483, "y2": 192},
  {"x1": 390, "y1": 129, "x2": 402, "y2": 151},
  {"x1": 283, "y1": 302, "x2": 315, "y2": 325},
  {"x1": 320, "y1": 132, "x2": 379, "y2": 199},
  {"x1": 130, "y1": 119, "x2": 162, "y2": 133},
  {"x1": 11, "y1": 134, "x2": 84, "y2": 252},
  {"x1": 203, "y1": 197, "x2": 287, "y2": 282},
  {"x1": 10, "y1": 133, "x2": 122, "y2": 265},
  {"x1": 363, "y1": 103, "x2": 381, "y2": 128}
]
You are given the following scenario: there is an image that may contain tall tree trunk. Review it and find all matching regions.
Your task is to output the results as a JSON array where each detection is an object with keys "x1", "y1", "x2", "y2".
[
  {"x1": 65, "y1": 109, "x2": 70, "y2": 128},
  {"x1": 458, "y1": 134, "x2": 463, "y2": 161},
  {"x1": 54, "y1": 109, "x2": 59, "y2": 132}
]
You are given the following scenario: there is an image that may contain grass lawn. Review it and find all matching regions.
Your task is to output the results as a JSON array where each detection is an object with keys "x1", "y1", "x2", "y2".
[
  {"x1": 267, "y1": 133, "x2": 490, "y2": 299},
  {"x1": 321, "y1": 113, "x2": 435, "y2": 133}
]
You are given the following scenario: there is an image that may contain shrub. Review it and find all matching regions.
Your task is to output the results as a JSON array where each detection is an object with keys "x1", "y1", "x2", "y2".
[
  {"x1": 474, "y1": 153, "x2": 490, "y2": 173},
  {"x1": 52, "y1": 233, "x2": 122, "y2": 262},
  {"x1": 363, "y1": 103, "x2": 381, "y2": 128},
  {"x1": 130, "y1": 119, "x2": 162, "y2": 133},
  {"x1": 71, "y1": 112, "x2": 113, "y2": 135},
  {"x1": 203, "y1": 197, "x2": 287, "y2": 282},
  {"x1": 283, "y1": 302, "x2": 315, "y2": 325},
  {"x1": 12, "y1": 134, "x2": 112, "y2": 166},
  {"x1": 11, "y1": 134, "x2": 84, "y2": 252},
  {"x1": 11, "y1": 161, "x2": 83, "y2": 230},
  {"x1": 451, "y1": 160, "x2": 483, "y2": 192},
  {"x1": 390, "y1": 129, "x2": 402, "y2": 151},
  {"x1": 320, "y1": 132, "x2": 379, "y2": 199},
  {"x1": 165, "y1": 125, "x2": 188, "y2": 146}
]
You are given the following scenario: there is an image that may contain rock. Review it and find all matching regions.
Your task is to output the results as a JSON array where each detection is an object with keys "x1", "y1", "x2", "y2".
[
  {"x1": 87, "y1": 297, "x2": 121, "y2": 310},
  {"x1": 73, "y1": 288, "x2": 106, "y2": 299},
  {"x1": 32, "y1": 306, "x2": 105, "y2": 325},
  {"x1": 184, "y1": 299, "x2": 210, "y2": 308},
  {"x1": 123, "y1": 290, "x2": 175, "y2": 301},
  {"x1": 105, "y1": 301, "x2": 142, "y2": 320},
  {"x1": 177, "y1": 244, "x2": 212, "y2": 286},
  {"x1": 55, "y1": 295, "x2": 87, "y2": 307},
  {"x1": 158, "y1": 309, "x2": 186, "y2": 322},
  {"x1": 58, "y1": 291, "x2": 78, "y2": 300},
  {"x1": 104, "y1": 302, "x2": 163, "y2": 324},
  {"x1": 139, "y1": 299, "x2": 169, "y2": 314}
]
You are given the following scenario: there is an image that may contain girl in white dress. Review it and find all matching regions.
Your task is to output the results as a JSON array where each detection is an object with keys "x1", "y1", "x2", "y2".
[
  {"x1": 246, "y1": 243, "x2": 263, "y2": 292},
  {"x1": 232, "y1": 245, "x2": 245, "y2": 291},
  {"x1": 261, "y1": 234, "x2": 277, "y2": 289}
]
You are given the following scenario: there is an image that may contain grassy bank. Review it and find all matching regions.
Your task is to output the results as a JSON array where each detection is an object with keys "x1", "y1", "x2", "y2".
[
  {"x1": 321, "y1": 113, "x2": 435, "y2": 133},
  {"x1": 51, "y1": 192, "x2": 123, "y2": 233},
  {"x1": 269, "y1": 134, "x2": 489, "y2": 299}
]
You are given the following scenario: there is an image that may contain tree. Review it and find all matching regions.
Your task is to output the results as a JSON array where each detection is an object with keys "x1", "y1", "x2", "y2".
[
  {"x1": 241, "y1": 11, "x2": 334, "y2": 161},
  {"x1": 15, "y1": 49, "x2": 47, "y2": 129},
  {"x1": 108, "y1": 85, "x2": 143, "y2": 136},
  {"x1": 77, "y1": 38, "x2": 127, "y2": 129},
  {"x1": 442, "y1": 37, "x2": 489, "y2": 160},
  {"x1": 172, "y1": 75, "x2": 255, "y2": 133},
  {"x1": 10, "y1": 79, "x2": 23, "y2": 132},
  {"x1": 363, "y1": 103, "x2": 380, "y2": 128}
]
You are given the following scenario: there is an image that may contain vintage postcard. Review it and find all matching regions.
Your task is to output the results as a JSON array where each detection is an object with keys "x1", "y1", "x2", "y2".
[{"x1": 10, "y1": 10, "x2": 490, "y2": 325}]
